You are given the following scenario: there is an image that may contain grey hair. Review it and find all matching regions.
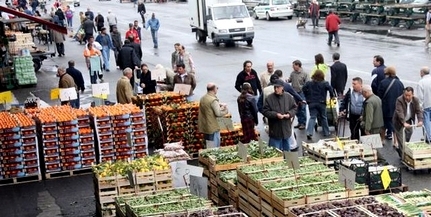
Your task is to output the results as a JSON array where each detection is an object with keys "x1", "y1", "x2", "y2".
[
  {"x1": 421, "y1": 67, "x2": 430, "y2": 75},
  {"x1": 57, "y1": 66, "x2": 66, "y2": 73},
  {"x1": 123, "y1": 68, "x2": 133, "y2": 76},
  {"x1": 362, "y1": 84, "x2": 372, "y2": 93}
]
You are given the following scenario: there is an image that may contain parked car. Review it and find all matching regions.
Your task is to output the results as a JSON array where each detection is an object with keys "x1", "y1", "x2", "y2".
[
  {"x1": 243, "y1": 0, "x2": 262, "y2": 11},
  {"x1": 74, "y1": 0, "x2": 80, "y2": 7},
  {"x1": 253, "y1": 0, "x2": 294, "y2": 20}
]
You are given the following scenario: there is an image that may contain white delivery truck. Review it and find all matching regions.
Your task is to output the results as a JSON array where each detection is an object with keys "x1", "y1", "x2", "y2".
[{"x1": 189, "y1": 0, "x2": 255, "y2": 46}]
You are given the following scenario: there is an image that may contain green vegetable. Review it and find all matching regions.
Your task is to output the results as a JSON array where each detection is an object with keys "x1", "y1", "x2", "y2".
[{"x1": 219, "y1": 170, "x2": 237, "y2": 183}]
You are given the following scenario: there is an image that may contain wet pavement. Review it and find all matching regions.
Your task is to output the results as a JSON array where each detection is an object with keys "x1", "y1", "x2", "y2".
[{"x1": 0, "y1": 0, "x2": 431, "y2": 216}]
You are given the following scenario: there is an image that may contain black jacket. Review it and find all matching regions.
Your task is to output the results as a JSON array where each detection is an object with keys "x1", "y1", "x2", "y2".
[
  {"x1": 140, "y1": 70, "x2": 156, "y2": 94},
  {"x1": 85, "y1": 11, "x2": 94, "y2": 21},
  {"x1": 303, "y1": 80, "x2": 334, "y2": 104},
  {"x1": 126, "y1": 42, "x2": 142, "y2": 60},
  {"x1": 118, "y1": 45, "x2": 140, "y2": 70},
  {"x1": 377, "y1": 76, "x2": 404, "y2": 118},
  {"x1": 55, "y1": 9, "x2": 65, "y2": 21},
  {"x1": 262, "y1": 93, "x2": 297, "y2": 139},
  {"x1": 82, "y1": 19, "x2": 95, "y2": 34},
  {"x1": 66, "y1": 67, "x2": 85, "y2": 92},
  {"x1": 95, "y1": 14, "x2": 104, "y2": 27},
  {"x1": 330, "y1": 61, "x2": 348, "y2": 95},
  {"x1": 138, "y1": 3, "x2": 146, "y2": 14},
  {"x1": 111, "y1": 31, "x2": 122, "y2": 50},
  {"x1": 235, "y1": 69, "x2": 262, "y2": 96},
  {"x1": 237, "y1": 93, "x2": 258, "y2": 125}
]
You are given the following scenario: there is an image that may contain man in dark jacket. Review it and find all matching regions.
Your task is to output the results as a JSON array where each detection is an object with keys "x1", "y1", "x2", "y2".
[
  {"x1": 330, "y1": 52, "x2": 348, "y2": 97},
  {"x1": 139, "y1": 64, "x2": 156, "y2": 94},
  {"x1": 325, "y1": 11, "x2": 340, "y2": 47},
  {"x1": 377, "y1": 66, "x2": 404, "y2": 140},
  {"x1": 340, "y1": 77, "x2": 365, "y2": 140},
  {"x1": 55, "y1": 8, "x2": 65, "y2": 26},
  {"x1": 118, "y1": 40, "x2": 140, "y2": 87},
  {"x1": 393, "y1": 87, "x2": 423, "y2": 157},
  {"x1": 111, "y1": 26, "x2": 123, "y2": 69},
  {"x1": 66, "y1": 60, "x2": 85, "y2": 108},
  {"x1": 127, "y1": 35, "x2": 142, "y2": 60},
  {"x1": 94, "y1": 12, "x2": 105, "y2": 32},
  {"x1": 371, "y1": 55, "x2": 386, "y2": 94},
  {"x1": 262, "y1": 79, "x2": 297, "y2": 151},
  {"x1": 85, "y1": 8, "x2": 94, "y2": 21},
  {"x1": 138, "y1": 1, "x2": 146, "y2": 27},
  {"x1": 82, "y1": 17, "x2": 96, "y2": 43},
  {"x1": 235, "y1": 60, "x2": 262, "y2": 96}
]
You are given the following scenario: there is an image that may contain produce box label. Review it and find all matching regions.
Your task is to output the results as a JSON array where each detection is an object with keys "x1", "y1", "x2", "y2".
[{"x1": 360, "y1": 134, "x2": 383, "y2": 149}]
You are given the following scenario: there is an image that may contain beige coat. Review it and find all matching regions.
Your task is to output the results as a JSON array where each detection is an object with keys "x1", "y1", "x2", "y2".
[
  {"x1": 52, "y1": 31, "x2": 65, "y2": 44},
  {"x1": 116, "y1": 76, "x2": 133, "y2": 104},
  {"x1": 59, "y1": 73, "x2": 76, "y2": 90}
]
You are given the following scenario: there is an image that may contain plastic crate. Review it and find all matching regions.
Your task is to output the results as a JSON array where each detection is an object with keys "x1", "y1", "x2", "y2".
[{"x1": 368, "y1": 166, "x2": 401, "y2": 191}]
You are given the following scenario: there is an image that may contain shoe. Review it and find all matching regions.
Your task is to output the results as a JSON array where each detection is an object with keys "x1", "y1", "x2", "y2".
[
  {"x1": 154, "y1": 45, "x2": 158, "y2": 48},
  {"x1": 337, "y1": 43, "x2": 340, "y2": 47},
  {"x1": 327, "y1": 43, "x2": 331, "y2": 46},
  {"x1": 294, "y1": 124, "x2": 300, "y2": 129},
  {"x1": 307, "y1": 135, "x2": 312, "y2": 140},
  {"x1": 385, "y1": 134, "x2": 393, "y2": 140},
  {"x1": 100, "y1": 79, "x2": 104, "y2": 83},
  {"x1": 106, "y1": 69, "x2": 110, "y2": 72},
  {"x1": 298, "y1": 125, "x2": 306, "y2": 130}
]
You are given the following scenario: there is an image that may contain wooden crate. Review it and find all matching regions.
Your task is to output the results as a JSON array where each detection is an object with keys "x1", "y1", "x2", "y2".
[
  {"x1": 348, "y1": 187, "x2": 369, "y2": 198},
  {"x1": 405, "y1": 141, "x2": 431, "y2": 158},
  {"x1": 327, "y1": 190, "x2": 348, "y2": 201},
  {"x1": 154, "y1": 169, "x2": 172, "y2": 182},
  {"x1": 271, "y1": 194, "x2": 306, "y2": 215},
  {"x1": 403, "y1": 154, "x2": 431, "y2": 169}
]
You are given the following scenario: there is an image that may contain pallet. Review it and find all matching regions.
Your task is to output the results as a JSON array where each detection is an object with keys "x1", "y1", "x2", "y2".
[
  {"x1": 368, "y1": 184, "x2": 409, "y2": 195},
  {"x1": 45, "y1": 168, "x2": 92, "y2": 179},
  {"x1": 0, "y1": 174, "x2": 42, "y2": 186}
]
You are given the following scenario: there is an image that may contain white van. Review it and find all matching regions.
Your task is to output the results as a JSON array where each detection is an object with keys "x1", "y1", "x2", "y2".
[{"x1": 253, "y1": 0, "x2": 294, "y2": 20}]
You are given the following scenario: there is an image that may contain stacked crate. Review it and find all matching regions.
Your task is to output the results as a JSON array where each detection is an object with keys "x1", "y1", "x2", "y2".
[
  {"x1": 112, "y1": 114, "x2": 133, "y2": 161},
  {"x1": 141, "y1": 92, "x2": 186, "y2": 148},
  {"x1": 93, "y1": 113, "x2": 116, "y2": 163},
  {"x1": 0, "y1": 112, "x2": 41, "y2": 185},
  {"x1": 77, "y1": 114, "x2": 96, "y2": 168},
  {"x1": 155, "y1": 102, "x2": 204, "y2": 155},
  {"x1": 58, "y1": 119, "x2": 82, "y2": 172},
  {"x1": 40, "y1": 122, "x2": 61, "y2": 173},
  {"x1": 130, "y1": 111, "x2": 148, "y2": 159}
]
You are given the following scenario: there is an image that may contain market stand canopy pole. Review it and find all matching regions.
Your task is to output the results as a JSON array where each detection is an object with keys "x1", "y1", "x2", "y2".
[{"x1": 0, "y1": 6, "x2": 67, "y2": 35}]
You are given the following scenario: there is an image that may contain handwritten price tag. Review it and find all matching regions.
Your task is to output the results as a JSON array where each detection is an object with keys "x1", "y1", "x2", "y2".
[
  {"x1": 0, "y1": 91, "x2": 13, "y2": 103},
  {"x1": 173, "y1": 83, "x2": 191, "y2": 95},
  {"x1": 190, "y1": 175, "x2": 208, "y2": 199},
  {"x1": 237, "y1": 142, "x2": 248, "y2": 163},
  {"x1": 338, "y1": 165, "x2": 356, "y2": 190},
  {"x1": 172, "y1": 161, "x2": 203, "y2": 188},
  {"x1": 59, "y1": 87, "x2": 77, "y2": 101},
  {"x1": 284, "y1": 151, "x2": 300, "y2": 170},
  {"x1": 360, "y1": 134, "x2": 383, "y2": 149},
  {"x1": 151, "y1": 68, "x2": 167, "y2": 81},
  {"x1": 92, "y1": 83, "x2": 110, "y2": 99}
]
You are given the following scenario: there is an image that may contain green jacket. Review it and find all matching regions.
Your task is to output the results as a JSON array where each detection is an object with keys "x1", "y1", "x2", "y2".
[{"x1": 362, "y1": 94, "x2": 384, "y2": 132}]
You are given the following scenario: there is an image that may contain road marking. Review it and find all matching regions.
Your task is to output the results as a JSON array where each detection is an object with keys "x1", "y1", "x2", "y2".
[
  {"x1": 262, "y1": 50, "x2": 279, "y2": 55},
  {"x1": 289, "y1": 56, "x2": 308, "y2": 61}
]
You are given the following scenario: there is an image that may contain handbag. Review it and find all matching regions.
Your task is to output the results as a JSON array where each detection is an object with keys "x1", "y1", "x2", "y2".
[{"x1": 382, "y1": 79, "x2": 396, "y2": 99}]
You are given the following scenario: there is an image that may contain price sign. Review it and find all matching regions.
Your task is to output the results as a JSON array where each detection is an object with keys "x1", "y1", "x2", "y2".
[
  {"x1": 0, "y1": 91, "x2": 13, "y2": 103},
  {"x1": 360, "y1": 134, "x2": 383, "y2": 149},
  {"x1": 190, "y1": 175, "x2": 208, "y2": 199},
  {"x1": 151, "y1": 68, "x2": 167, "y2": 81},
  {"x1": 380, "y1": 167, "x2": 391, "y2": 190},
  {"x1": 217, "y1": 118, "x2": 234, "y2": 131},
  {"x1": 173, "y1": 84, "x2": 191, "y2": 95},
  {"x1": 284, "y1": 151, "x2": 300, "y2": 170},
  {"x1": 92, "y1": 83, "x2": 110, "y2": 99},
  {"x1": 127, "y1": 171, "x2": 135, "y2": 187},
  {"x1": 172, "y1": 161, "x2": 203, "y2": 188},
  {"x1": 338, "y1": 165, "x2": 356, "y2": 190},
  {"x1": 59, "y1": 87, "x2": 78, "y2": 101},
  {"x1": 258, "y1": 139, "x2": 266, "y2": 156},
  {"x1": 237, "y1": 142, "x2": 248, "y2": 163}
]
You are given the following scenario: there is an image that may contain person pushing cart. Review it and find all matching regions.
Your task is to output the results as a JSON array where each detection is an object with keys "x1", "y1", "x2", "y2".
[{"x1": 83, "y1": 43, "x2": 103, "y2": 84}]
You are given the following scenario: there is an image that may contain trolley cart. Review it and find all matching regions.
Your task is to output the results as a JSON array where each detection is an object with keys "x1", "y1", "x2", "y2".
[
  {"x1": 400, "y1": 125, "x2": 431, "y2": 173},
  {"x1": 315, "y1": 98, "x2": 339, "y2": 133}
]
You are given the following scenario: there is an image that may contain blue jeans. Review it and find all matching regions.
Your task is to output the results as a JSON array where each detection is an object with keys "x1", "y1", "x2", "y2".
[
  {"x1": 67, "y1": 18, "x2": 73, "y2": 27},
  {"x1": 70, "y1": 93, "x2": 80, "y2": 108},
  {"x1": 101, "y1": 46, "x2": 110, "y2": 70},
  {"x1": 307, "y1": 103, "x2": 330, "y2": 136},
  {"x1": 151, "y1": 30, "x2": 158, "y2": 47},
  {"x1": 296, "y1": 92, "x2": 306, "y2": 125},
  {"x1": 424, "y1": 108, "x2": 431, "y2": 141},
  {"x1": 269, "y1": 137, "x2": 290, "y2": 151}
]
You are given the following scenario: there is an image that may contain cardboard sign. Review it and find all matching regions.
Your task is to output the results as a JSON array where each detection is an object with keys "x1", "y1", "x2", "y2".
[
  {"x1": 190, "y1": 175, "x2": 208, "y2": 199},
  {"x1": 59, "y1": 88, "x2": 78, "y2": 101},
  {"x1": 360, "y1": 134, "x2": 383, "y2": 149},
  {"x1": 171, "y1": 161, "x2": 203, "y2": 188},
  {"x1": 173, "y1": 83, "x2": 191, "y2": 95},
  {"x1": 284, "y1": 151, "x2": 300, "y2": 170},
  {"x1": 237, "y1": 142, "x2": 248, "y2": 163},
  {"x1": 217, "y1": 118, "x2": 234, "y2": 131},
  {"x1": 380, "y1": 167, "x2": 391, "y2": 190},
  {"x1": 258, "y1": 139, "x2": 266, "y2": 156},
  {"x1": 0, "y1": 91, "x2": 13, "y2": 104},
  {"x1": 127, "y1": 171, "x2": 135, "y2": 188},
  {"x1": 92, "y1": 83, "x2": 110, "y2": 99},
  {"x1": 338, "y1": 165, "x2": 356, "y2": 190},
  {"x1": 151, "y1": 68, "x2": 167, "y2": 81}
]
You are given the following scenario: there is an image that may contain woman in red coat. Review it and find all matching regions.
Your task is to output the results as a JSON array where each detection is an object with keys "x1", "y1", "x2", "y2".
[{"x1": 325, "y1": 10, "x2": 341, "y2": 47}]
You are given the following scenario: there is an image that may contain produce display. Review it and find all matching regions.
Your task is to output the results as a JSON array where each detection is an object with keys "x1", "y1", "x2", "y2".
[
  {"x1": 302, "y1": 139, "x2": 377, "y2": 165},
  {"x1": 155, "y1": 141, "x2": 191, "y2": 163},
  {"x1": 153, "y1": 102, "x2": 204, "y2": 154},
  {"x1": 0, "y1": 112, "x2": 39, "y2": 180},
  {"x1": 14, "y1": 55, "x2": 37, "y2": 85},
  {"x1": 375, "y1": 194, "x2": 425, "y2": 216},
  {"x1": 31, "y1": 106, "x2": 96, "y2": 173},
  {"x1": 219, "y1": 170, "x2": 237, "y2": 184},
  {"x1": 403, "y1": 141, "x2": 431, "y2": 170},
  {"x1": 140, "y1": 92, "x2": 186, "y2": 147},
  {"x1": 89, "y1": 104, "x2": 148, "y2": 162}
]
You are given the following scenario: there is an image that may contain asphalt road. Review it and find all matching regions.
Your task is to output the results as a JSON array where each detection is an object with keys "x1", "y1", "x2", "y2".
[{"x1": 1, "y1": 0, "x2": 430, "y2": 216}]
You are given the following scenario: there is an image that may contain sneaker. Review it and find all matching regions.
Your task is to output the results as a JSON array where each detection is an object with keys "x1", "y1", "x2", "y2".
[
  {"x1": 298, "y1": 125, "x2": 306, "y2": 130},
  {"x1": 294, "y1": 124, "x2": 301, "y2": 129},
  {"x1": 307, "y1": 134, "x2": 312, "y2": 140},
  {"x1": 385, "y1": 134, "x2": 392, "y2": 140}
]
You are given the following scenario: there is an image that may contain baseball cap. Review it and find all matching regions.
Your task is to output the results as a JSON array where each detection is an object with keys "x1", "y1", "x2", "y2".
[{"x1": 273, "y1": 79, "x2": 284, "y2": 87}]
